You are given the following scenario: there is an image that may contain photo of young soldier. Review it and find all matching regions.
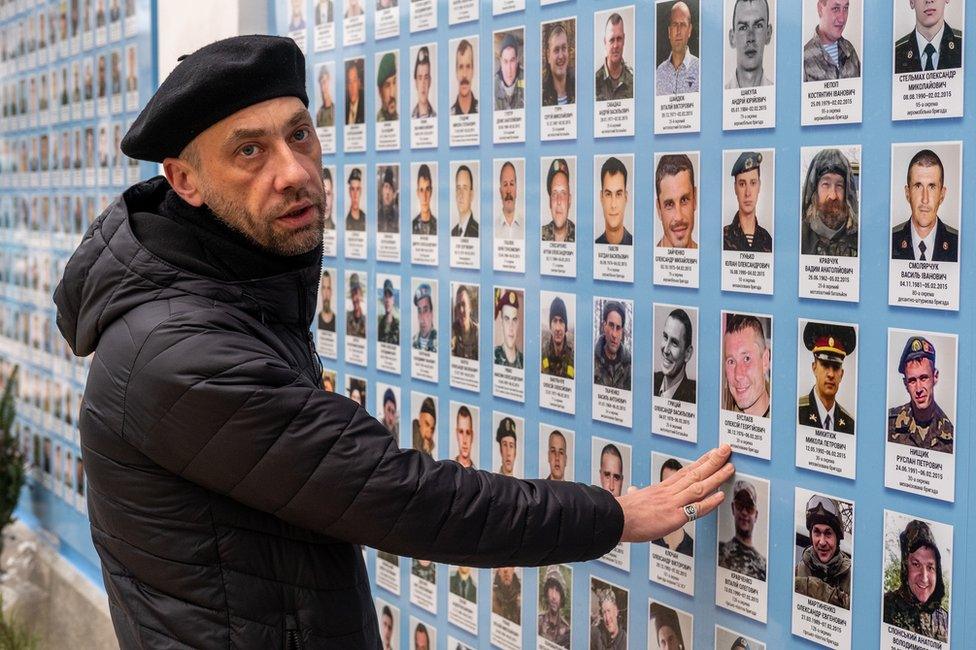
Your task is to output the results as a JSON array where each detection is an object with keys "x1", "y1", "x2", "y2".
[
  {"x1": 649, "y1": 453, "x2": 696, "y2": 596},
  {"x1": 592, "y1": 5, "x2": 636, "y2": 137},
  {"x1": 537, "y1": 564, "x2": 572, "y2": 650},
  {"x1": 649, "y1": 601, "x2": 693, "y2": 650},
  {"x1": 538, "y1": 425, "x2": 574, "y2": 482},
  {"x1": 448, "y1": 401, "x2": 478, "y2": 469},
  {"x1": 491, "y1": 411, "x2": 524, "y2": 478},
  {"x1": 715, "y1": 626, "x2": 765, "y2": 650},
  {"x1": 409, "y1": 44, "x2": 438, "y2": 148},
  {"x1": 374, "y1": 599, "x2": 399, "y2": 650},
  {"x1": 715, "y1": 472, "x2": 770, "y2": 622}
]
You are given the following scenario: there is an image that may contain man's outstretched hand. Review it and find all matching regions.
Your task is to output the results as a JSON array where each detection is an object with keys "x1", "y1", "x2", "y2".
[{"x1": 617, "y1": 444, "x2": 734, "y2": 543}]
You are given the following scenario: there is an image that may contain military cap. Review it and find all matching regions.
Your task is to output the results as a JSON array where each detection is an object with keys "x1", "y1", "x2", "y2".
[
  {"x1": 731, "y1": 638, "x2": 751, "y2": 650},
  {"x1": 500, "y1": 33, "x2": 519, "y2": 56},
  {"x1": 413, "y1": 282, "x2": 433, "y2": 307},
  {"x1": 900, "y1": 519, "x2": 939, "y2": 557},
  {"x1": 805, "y1": 494, "x2": 844, "y2": 541},
  {"x1": 495, "y1": 288, "x2": 520, "y2": 319},
  {"x1": 420, "y1": 396, "x2": 436, "y2": 419},
  {"x1": 382, "y1": 278, "x2": 394, "y2": 296},
  {"x1": 382, "y1": 166, "x2": 395, "y2": 188},
  {"x1": 495, "y1": 416, "x2": 517, "y2": 442},
  {"x1": 803, "y1": 322, "x2": 856, "y2": 365},
  {"x1": 383, "y1": 387, "x2": 396, "y2": 406},
  {"x1": 548, "y1": 296, "x2": 568, "y2": 325},
  {"x1": 377, "y1": 52, "x2": 396, "y2": 87},
  {"x1": 732, "y1": 480, "x2": 756, "y2": 508},
  {"x1": 347, "y1": 167, "x2": 362, "y2": 184},
  {"x1": 898, "y1": 336, "x2": 936, "y2": 375},
  {"x1": 121, "y1": 35, "x2": 308, "y2": 163},
  {"x1": 546, "y1": 158, "x2": 570, "y2": 195},
  {"x1": 731, "y1": 151, "x2": 762, "y2": 177},
  {"x1": 542, "y1": 566, "x2": 566, "y2": 600},
  {"x1": 348, "y1": 272, "x2": 362, "y2": 293}
]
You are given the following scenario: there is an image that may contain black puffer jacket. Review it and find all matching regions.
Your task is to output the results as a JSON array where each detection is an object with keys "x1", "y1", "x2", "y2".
[{"x1": 53, "y1": 177, "x2": 624, "y2": 649}]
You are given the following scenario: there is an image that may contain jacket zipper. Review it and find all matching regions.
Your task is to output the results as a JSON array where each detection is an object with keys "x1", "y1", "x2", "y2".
[{"x1": 284, "y1": 613, "x2": 304, "y2": 650}]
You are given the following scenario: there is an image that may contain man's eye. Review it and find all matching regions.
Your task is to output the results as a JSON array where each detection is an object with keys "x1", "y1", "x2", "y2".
[
  {"x1": 240, "y1": 144, "x2": 257, "y2": 157},
  {"x1": 294, "y1": 128, "x2": 308, "y2": 141}
]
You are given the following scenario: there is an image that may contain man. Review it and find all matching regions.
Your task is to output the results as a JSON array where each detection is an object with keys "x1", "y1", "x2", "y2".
[
  {"x1": 595, "y1": 13, "x2": 634, "y2": 101},
  {"x1": 542, "y1": 296, "x2": 574, "y2": 379},
  {"x1": 412, "y1": 282, "x2": 437, "y2": 352},
  {"x1": 492, "y1": 567, "x2": 521, "y2": 623},
  {"x1": 596, "y1": 157, "x2": 632, "y2": 246},
  {"x1": 411, "y1": 46, "x2": 436, "y2": 119},
  {"x1": 318, "y1": 270, "x2": 336, "y2": 332},
  {"x1": 345, "y1": 167, "x2": 366, "y2": 231},
  {"x1": 794, "y1": 494, "x2": 852, "y2": 608},
  {"x1": 55, "y1": 36, "x2": 732, "y2": 647},
  {"x1": 652, "y1": 459, "x2": 694, "y2": 556},
  {"x1": 650, "y1": 603, "x2": 686, "y2": 650},
  {"x1": 594, "y1": 301, "x2": 632, "y2": 390},
  {"x1": 798, "y1": 322, "x2": 855, "y2": 433},
  {"x1": 377, "y1": 278, "x2": 399, "y2": 345},
  {"x1": 379, "y1": 605, "x2": 394, "y2": 650},
  {"x1": 451, "y1": 39, "x2": 478, "y2": 115},
  {"x1": 724, "y1": 151, "x2": 772, "y2": 252},
  {"x1": 376, "y1": 52, "x2": 398, "y2": 122},
  {"x1": 656, "y1": 1, "x2": 700, "y2": 95},
  {"x1": 322, "y1": 166, "x2": 336, "y2": 230},
  {"x1": 545, "y1": 430, "x2": 567, "y2": 481},
  {"x1": 493, "y1": 289, "x2": 523, "y2": 369},
  {"x1": 344, "y1": 58, "x2": 365, "y2": 124},
  {"x1": 654, "y1": 308, "x2": 696, "y2": 403},
  {"x1": 655, "y1": 154, "x2": 698, "y2": 249},
  {"x1": 346, "y1": 272, "x2": 366, "y2": 338},
  {"x1": 891, "y1": 149, "x2": 958, "y2": 262},
  {"x1": 542, "y1": 23, "x2": 575, "y2": 106},
  {"x1": 494, "y1": 33, "x2": 524, "y2": 111},
  {"x1": 450, "y1": 565, "x2": 477, "y2": 602},
  {"x1": 316, "y1": 0, "x2": 333, "y2": 25},
  {"x1": 718, "y1": 480, "x2": 767, "y2": 580},
  {"x1": 537, "y1": 566, "x2": 570, "y2": 648},
  {"x1": 726, "y1": 0, "x2": 773, "y2": 88},
  {"x1": 495, "y1": 161, "x2": 523, "y2": 240},
  {"x1": 800, "y1": 148, "x2": 859, "y2": 257},
  {"x1": 883, "y1": 519, "x2": 949, "y2": 642},
  {"x1": 450, "y1": 284, "x2": 478, "y2": 360},
  {"x1": 803, "y1": 0, "x2": 861, "y2": 81},
  {"x1": 731, "y1": 638, "x2": 751, "y2": 650},
  {"x1": 413, "y1": 622, "x2": 430, "y2": 650},
  {"x1": 453, "y1": 405, "x2": 474, "y2": 468},
  {"x1": 590, "y1": 587, "x2": 627, "y2": 650},
  {"x1": 895, "y1": 0, "x2": 962, "y2": 73},
  {"x1": 288, "y1": 0, "x2": 305, "y2": 31},
  {"x1": 345, "y1": 0, "x2": 364, "y2": 17},
  {"x1": 381, "y1": 388, "x2": 399, "y2": 437},
  {"x1": 723, "y1": 314, "x2": 770, "y2": 417},
  {"x1": 348, "y1": 379, "x2": 366, "y2": 408},
  {"x1": 541, "y1": 158, "x2": 575, "y2": 242},
  {"x1": 412, "y1": 558, "x2": 435, "y2": 584},
  {"x1": 496, "y1": 417, "x2": 517, "y2": 476},
  {"x1": 412, "y1": 396, "x2": 436, "y2": 456},
  {"x1": 377, "y1": 166, "x2": 398, "y2": 233},
  {"x1": 888, "y1": 336, "x2": 953, "y2": 452},
  {"x1": 450, "y1": 164, "x2": 479, "y2": 237},
  {"x1": 315, "y1": 64, "x2": 335, "y2": 127},
  {"x1": 411, "y1": 163, "x2": 437, "y2": 235},
  {"x1": 598, "y1": 443, "x2": 624, "y2": 497}
]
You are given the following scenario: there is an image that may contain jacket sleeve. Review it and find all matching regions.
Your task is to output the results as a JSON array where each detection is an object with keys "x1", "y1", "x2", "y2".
[{"x1": 123, "y1": 312, "x2": 623, "y2": 567}]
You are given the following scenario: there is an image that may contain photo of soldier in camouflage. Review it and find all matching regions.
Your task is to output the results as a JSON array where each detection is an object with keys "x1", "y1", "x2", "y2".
[
  {"x1": 450, "y1": 284, "x2": 479, "y2": 361},
  {"x1": 883, "y1": 516, "x2": 949, "y2": 643},
  {"x1": 794, "y1": 493, "x2": 852, "y2": 609},
  {"x1": 541, "y1": 294, "x2": 574, "y2": 379},
  {"x1": 887, "y1": 334, "x2": 953, "y2": 453},
  {"x1": 718, "y1": 479, "x2": 767, "y2": 581},
  {"x1": 593, "y1": 299, "x2": 632, "y2": 391},
  {"x1": 537, "y1": 565, "x2": 571, "y2": 649},
  {"x1": 491, "y1": 567, "x2": 521, "y2": 624}
]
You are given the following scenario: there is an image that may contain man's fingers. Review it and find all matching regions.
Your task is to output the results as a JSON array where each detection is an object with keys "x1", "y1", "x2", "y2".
[
  {"x1": 678, "y1": 461, "x2": 735, "y2": 503},
  {"x1": 670, "y1": 445, "x2": 733, "y2": 493},
  {"x1": 687, "y1": 490, "x2": 726, "y2": 521}
]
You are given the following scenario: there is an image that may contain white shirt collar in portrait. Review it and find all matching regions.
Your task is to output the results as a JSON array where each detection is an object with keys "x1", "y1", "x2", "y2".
[
  {"x1": 813, "y1": 388, "x2": 837, "y2": 431},
  {"x1": 910, "y1": 218, "x2": 939, "y2": 260},
  {"x1": 494, "y1": 212, "x2": 523, "y2": 240},
  {"x1": 915, "y1": 24, "x2": 946, "y2": 69}
]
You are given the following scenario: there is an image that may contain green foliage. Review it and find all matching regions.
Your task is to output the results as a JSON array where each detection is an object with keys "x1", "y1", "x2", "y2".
[
  {"x1": 0, "y1": 595, "x2": 37, "y2": 650},
  {"x1": 0, "y1": 365, "x2": 25, "y2": 534}
]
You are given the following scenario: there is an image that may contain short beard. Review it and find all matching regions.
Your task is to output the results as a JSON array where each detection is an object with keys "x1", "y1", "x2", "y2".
[
  {"x1": 816, "y1": 197, "x2": 848, "y2": 230},
  {"x1": 200, "y1": 181, "x2": 326, "y2": 256}
]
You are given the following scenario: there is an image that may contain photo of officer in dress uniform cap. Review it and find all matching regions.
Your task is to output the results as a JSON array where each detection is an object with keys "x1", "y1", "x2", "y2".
[
  {"x1": 494, "y1": 289, "x2": 523, "y2": 369},
  {"x1": 541, "y1": 296, "x2": 574, "y2": 379},
  {"x1": 794, "y1": 494, "x2": 852, "y2": 608},
  {"x1": 891, "y1": 149, "x2": 958, "y2": 262},
  {"x1": 347, "y1": 272, "x2": 366, "y2": 338},
  {"x1": 803, "y1": 0, "x2": 861, "y2": 81},
  {"x1": 718, "y1": 480, "x2": 767, "y2": 581},
  {"x1": 888, "y1": 336, "x2": 953, "y2": 452},
  {"x1": 724, "y1": 151, "x2": 772, "y2": 253},
  {"x1": 451, "y1": 284, "x2": 478, "y2": 360},
  {"x1": 798, "y1": 322, "x2": 855, "y2": 433},
  {"x1": 800, "y1": 148, "x2": 858, "y2": 257},
  {"x1": 412, "y1": 282, "x2": 437, "y2": 352},
  {"x1": 883, "y1": 518, "x2": 949, "y2": 642},
  {"x1": 494, "y1": 32, "x2": 524, "y2": 111},
  {"x1": 377, "y1": 166, "x2": 399, "y2": 233},
  {"x1": 376, "y1": 52, "x2": 398, "y2": 122},
  {"x1": 377, "y1": 279, "x2": 399, "y2": 345},
  {"x1": 541, "y1": 158, "x2": 575, "y2": 242},
  {"x1": 894, "y1": 0, "x2": 962, "y2": 73},
  {"x1": 346, "y1": 167, "x2": 366, "y2": 231}
]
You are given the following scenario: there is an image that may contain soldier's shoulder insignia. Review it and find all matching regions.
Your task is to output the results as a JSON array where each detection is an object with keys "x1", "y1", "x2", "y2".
[
  {"x1": 542, "y1": 358, "x2": 549, "y2": 370},
  {"x1": 798, "y1": 394, "x2": 810, "y2": 407},
  {"x1": 567, "y1": 365, "x2": 575, "y2": 379}
]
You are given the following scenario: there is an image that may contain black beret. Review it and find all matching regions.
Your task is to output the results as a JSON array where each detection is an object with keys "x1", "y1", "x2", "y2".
[{"x1": 121, "y1": 35, "x2": 308, "y2": 163}]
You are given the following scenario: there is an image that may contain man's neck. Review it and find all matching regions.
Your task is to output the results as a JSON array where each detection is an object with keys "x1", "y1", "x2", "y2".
[
  {"x1": 911, "y1": 402, "x2": 937, "y2": 424},
  {"x1": 552, "y1": 222, "x2": 569, "y2": 241},
  {"x1": 552, "y1": 72, "x2": 567, "y2": 95},
  {"x1": 817, "y1": 26, "x2": 838, "y2": 46},
  {"x1": 605, "y1": 58, "x2": 623, "y2": 79},
  {"x1": 457, "y1": 93, "x2": 473, "y2": 112},
  {"x1": 735, "y1": 66, "x2": 765, "y2": 87},
  {"x1": 604, "y1": 224, "x2": 625, "y2": 245},
  {"x1": 552, "y1": 340, "x2": 564, "y2": 355},
  {"x1": 735, "y1": 532, "x2": 753, "y2": 547},
  {"x1": 603, "y1": 345, "x2": 618, "y2": 362},
  {"x1": 670, "y1": 48, "x2": 686, "y2": 69},
  {"x1": 745, "y1": 391, "x2": 769, "y2": 416},
  {"x1": 662, "y1": 367, "x2": 687, "y2": 393},
  {"x1": 918, "y1": 19, "x2": 945, "y2": 43},
  {"x1": 815, "y1": 387, "x2": 835, "y2": 413},
  {"x1": 503, "y1": 345, "x2": 518, "y2": 363},
  {"x1": 502, "y1": 210, "x2": 515, "y2": 226},
  {"x1": 350, "y1": 209, "x2": 362, "y2": 220},
  {"x1": 419, "y1": 209, "x2": 432, "y2": 222},
  {"x1": 663, "y1": 527, "x2": 685, "y2": 549},
  {"x1": 416, "y1": 99, "x2": 431, "y2": 115},
  {"x1": 913, "y1": 217, "x2": 937, "y2": 240},
  {"x1": 738, "y1": 210, "x2": 757, "y2": 234}
]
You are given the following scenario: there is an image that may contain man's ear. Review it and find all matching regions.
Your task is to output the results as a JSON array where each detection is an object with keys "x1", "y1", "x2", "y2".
[{"x1": 162, "y1": 157, "x2": 204, "y2": 207}]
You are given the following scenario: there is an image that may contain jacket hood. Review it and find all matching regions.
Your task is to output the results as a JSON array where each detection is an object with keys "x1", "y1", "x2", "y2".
[{"x1": 54, "y1": 176, "x2": 322, "y2": 357}]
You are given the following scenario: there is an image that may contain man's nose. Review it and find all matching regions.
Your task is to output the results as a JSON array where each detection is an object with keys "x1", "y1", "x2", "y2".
[{"x1": 272, "y1": 142, "x2": 311, "y2": 194}]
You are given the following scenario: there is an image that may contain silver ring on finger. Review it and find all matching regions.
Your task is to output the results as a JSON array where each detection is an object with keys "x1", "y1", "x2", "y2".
[{"x1": 683, "y1": 504, "x2": 698, "y2": 522}]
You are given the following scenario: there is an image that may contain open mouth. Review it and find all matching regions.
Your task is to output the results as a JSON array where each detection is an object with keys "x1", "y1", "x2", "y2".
[{"x1": 278, "y1": 203, "x2": 314, "y2": 227}]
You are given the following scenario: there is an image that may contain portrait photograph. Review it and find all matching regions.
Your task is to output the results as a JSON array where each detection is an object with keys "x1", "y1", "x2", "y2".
[
  {"x1": 492, "y1": 158, "x2": 526, "y2": 272},
  {"x1": 541, "y1": 18, "x2": 576, "y2": 108},
  {"x1": 654, "y1": 0, "x2": 701, "y2": 96},
  {"x1": 491, "y1": 411, "x2": 524, "y2": 478},
  {"x1": 374, "y1": 599, "x2": 399, "y2": 650},
  {"x1": 492, "y1": 27, "x2": 525, "y2": 112},
  {"x1": 450, "y1": 282, "x2": 479, "y2": 361},
  {"x1": 592, "y1": 5, "x2": 636, "y2": 102},
  {"x1": 409, "y1": 617, "x2": 435, "y2": 650},
  {"x1": 792, "y1": 488, "x2": 854, "y2": 613},
  {"x1": 538, "y1": 425, "x2": 574, "y2": 482},
  {"x1": 591, "y1": 437, "x2": 630, "y2": 499},
  {"x1": 649, "y1": 601, "x2": 693, "y2": 650},
  {"x1": 723, "y1": 0, "x2": 776, "y2": 89},
  {"x1": 540, "y1": 291, "x2": 575, "y2": 381},
  {"x1": 799, "y1": 144, "x2": 860, "y2": 257},
  {"x1": 345, "y1": 375, "x2": 367, "y2": 409},
  {"x1": 650, "y1": 453, "x2": 696, "y2": 558},
  {"x1": 375, "y1": 274, "x2": 400, "y2": 355},
  {"x1": 720, "y1": 311, "x2": 772, "y2": 419},
  {"x1": 717, "y1": 472, "x2": 770, "y2": 583},
  {"x1": 343, "y1": 57, "x2": 366, "y2": 125},
  {"x1": 802, "y1": 0, "x2": 862, "y2": 82},
  {"x1": 652, "y1": 304, "x2": 698, "y2": 405},
  {"x1": 409, "y1": 43, "x2": 437, "y2": 121},
  {"x1": 589, "y1": 577, "x2": 628, "y2": 650},
  {"x1": 449, "y1": 35, "x2": 479, "y2": 116},
  {"x1": 344, "y1": 270, "x2": 367, "y2": 341},
  {"x1": 715, "y1": 626, "x2": 765, "y2": 650},
  {"x1": 410, "y1": 161, "x2": 438, "y2": 243},
  {"x1": 374, "y1": 50, "x2": 399, "y2": 124},
  {"x1": 375, "y1": 164, "x2": 399, "y2": 234},
  {"x1": 448, "y1": 401, "x2": 479, "y2": 469},
  {"x1": 450, "y1": 160, "x2": 479, "y2": 239},
  {"x1": 592, "y1": 297, "x2": 633, "y2": 392},
  {"x1": 537, "y1": 564, "x2": 572, "y2": 650},
  {"x1": 722, "y1": 148, "x2": 774, "y2": 253},
  {"x1": 410, "y1": 390, "x2": 438, "y2": 458},
  {"x1": 492, "y1": 287, "x2": 524, "y2": 370},
  {"x1": 892, "y1": 0, "x2": 964, "y2": 74},
  {"x1": 376, "y1": 382, "x2": 401, "y2": 439},
  {"x1": 410, "y1": 278, "x2": 438, "y2": 355},
  {"x1": 795, "y1": 319, "x2": 858, "y2": 434},
  {"x1": 540, "y1": 156, "x2": 577, "y2": 246}
]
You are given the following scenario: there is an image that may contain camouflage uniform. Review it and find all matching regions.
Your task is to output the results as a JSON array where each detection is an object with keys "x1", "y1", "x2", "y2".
[
  {"x1": 800, "y1": 216, "x2": 858, "y2": 257},
  {"x1": 794, "y1": 546, "x2": 851, "y2": 609},
  {"x1": 492, "y1": 570, "x2": 522, "y2": 624},
  {"x1": 718, "y1": 537, "x2": 766, "y2": 581},
  {"x1": 802, "y1": 32, "x2": 861, "y2": 82},
  {"x1": 723, "y1": 212, "x2": 773, "y2": 253},
  {"x1": 451, "y1": 322, "x2": 478, "y2": 360},
  {"x1": 594, "y1": 61, "x2": 634, "y2": 101},
  {"x1": 537, "y1": 566, "x2": 570, "y2": 649},
  {"x1": 377, "y1": 551, "x2": 399, "y2": 566},
  {"x1": 412, "y1": 559, "x2": 436, "y2": 583},
  {"x1": 377, "y1": 314, "x2": 399, "y2": 345},
  {"x1": 493, "y1": 67, "x2": 525, "y2": 111},
  {"x1": 540, "y1": 219, "x2": 575, "y2": 243},
  {"x1": 887, "y1": 402, "x2": 953, "y2": 453},
  {"x1": 412, "y1": 214, "x2": 437, "y2": 236},
  {"x1": 346, "y1": 312, "x2": 366, "y2": 338},
  {"x1": 412, "y1": 329, "x2": 437, "y2": 352},
  {"x1": 541, "y1": 339, "x2": 574, "y2": 379},
  {"x1": 593, "y1": 336, "x2": 631, "y2": 390},
  {"x1": 883, "y1": 520, "x2": 949, "y2": 642},
  {"x1": 494, "y1": 345, "x2": 523, "y2": 369},
  {"x1": 376, "y1": 204, "x2": 398, "y2": 233}
]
